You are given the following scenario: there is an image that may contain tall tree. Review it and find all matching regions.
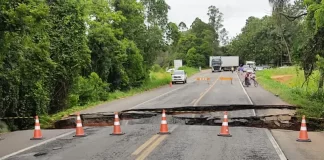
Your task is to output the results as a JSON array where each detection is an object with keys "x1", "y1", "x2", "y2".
[
  {"x1": 140, "y1": 0, "x2": 170, "y2": 30},
  {"x1": 166, "y1": 22, "x2": 181, "y2": 46},
  {"x1": 207, "y1": 5, "x2": 223, "y2": 32},
  {"x1": 0, "y1": 0, "x2": 53, "y2": 120},
  {"x1": 269, "y1": 0, "x2": 293, "y2": 64},
  {"x1": 219, "y1": 28, "x2": 229, "y2": 46},
  {"x1": 178, "y1": 22, "x2": 188, "y2": 31},
  {"x1": 48, "y1": 0, "x2": 91, "y2": 113}
]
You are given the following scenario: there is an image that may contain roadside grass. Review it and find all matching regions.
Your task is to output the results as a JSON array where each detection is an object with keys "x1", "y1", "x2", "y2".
[
  {"x1": 178, "y1": 66, "x2": 199, "y2": 77},
  {"x1": 0, "y1": 121, "x2": 9, "y2": 133},
  {"x1": 256, "y1": 67, "x2": 324, "y2": 118},
  {"x1": 41, "y1": 66, "x2": 199, "y2": 128}
]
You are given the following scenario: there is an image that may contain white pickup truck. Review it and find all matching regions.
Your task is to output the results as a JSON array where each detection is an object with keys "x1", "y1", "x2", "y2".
[{"x1": 171, "y1": 70, "x2": 187, "y2": 84}]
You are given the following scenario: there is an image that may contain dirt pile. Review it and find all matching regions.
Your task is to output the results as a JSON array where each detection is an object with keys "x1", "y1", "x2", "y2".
[{"x1": 271, "y1": 75, "x2": 293, "y2": 83}]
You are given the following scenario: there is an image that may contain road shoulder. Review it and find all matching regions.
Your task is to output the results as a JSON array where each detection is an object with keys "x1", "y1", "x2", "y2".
[
  {"x1": 271, "y1": 129, "x2": 324, "y2": 160},
  {"x1": 0, "y1": 129, "x2": 74, "y2": 159},
  {"x1": 237, "y1": 72, "x2": 290, "y2": 105}
]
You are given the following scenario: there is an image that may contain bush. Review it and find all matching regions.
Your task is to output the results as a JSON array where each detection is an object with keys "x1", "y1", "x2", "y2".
[
  {"x1": 152, "y1": 64, "x2": 163, "y2": 72},
  {"x1": 0, "y1": 121, "x2": 9, "y2": 133},
  {"x1": 69, "y1": 72, "x2": 109, "y2": 106}
]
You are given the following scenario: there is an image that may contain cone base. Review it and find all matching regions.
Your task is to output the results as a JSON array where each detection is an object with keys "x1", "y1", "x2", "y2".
[
  {"x1": 157, "y1": 132, "x2": 171, "y2": 135},
  {"x1": 296, "y1": 138, "x2": 311, "y2": 142},
  {"x1": 30, "y1": 137, "x2": 43, "y2": 140},
  {"x1": 73, "y1": 134, "x2": 87, "y2": 137},
  {"x1": 110, "y1": 132, "x2": 125, "y2": 135},
  {"x1": 217, "y1": 133, "x2": 232, "y2": 137}
]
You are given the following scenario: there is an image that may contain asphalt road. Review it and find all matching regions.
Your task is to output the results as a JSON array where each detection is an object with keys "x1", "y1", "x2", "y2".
[
  {"x1": 6, "y1": 124, "x2": 281, "y2": 160},
  {"x1": 3, "y1": 70, "x2": 288, "y2": 160}
]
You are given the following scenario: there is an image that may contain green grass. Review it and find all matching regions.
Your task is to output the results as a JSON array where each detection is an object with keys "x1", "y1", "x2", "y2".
[
  {"x1": 178, "y1": 66, "x2": 200, "y2": 77},
  {"x1": 0, "y1": 121, "x2": 9, "y2": 133},
  {"x1": 41, "y1": 66, "x2": 199, "y2": 128},
  {"x1": 256, "y1": 67, "x2": 324, "y2": 118}
]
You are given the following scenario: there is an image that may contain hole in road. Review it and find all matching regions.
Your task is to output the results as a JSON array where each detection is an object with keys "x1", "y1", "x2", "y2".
[{"x1": 53, "y1": 105, "x2": 324, "y2": 131}]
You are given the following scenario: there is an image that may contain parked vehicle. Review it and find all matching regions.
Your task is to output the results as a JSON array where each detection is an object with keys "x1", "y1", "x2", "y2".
[
  {"x1": 210, "y1": 56, "x2": 222, "y2": 72},
  {"x1": 166, "y1": 68, "x2": 175, "y2": 73},
  {"x1": 172, "y1": 70, "x2": 187, "y2": 84},
  {"x1": 210, "y1": 56, "x2": 239, "y2": 72},
  {"x1": 246, "y1": 61, "x2": 256, "y2": 70},
  {"x1": 255, "y1": 66, "x2": 264, "y2": 71}
]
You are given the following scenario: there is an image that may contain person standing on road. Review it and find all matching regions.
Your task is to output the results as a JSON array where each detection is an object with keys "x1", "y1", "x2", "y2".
[
  {"x1": 245, "y1": 71, "x2": 251, "y2": 86},
  {"x1": 231, "y1": 66, "x2": 234, "y2": 73}
]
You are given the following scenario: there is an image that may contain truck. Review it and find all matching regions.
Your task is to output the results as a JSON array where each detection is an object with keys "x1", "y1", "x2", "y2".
[
  {"x1": 245, "y1": 61, "x2": 256, "y2": 69},
  {"x1": 210, "y1": 56, "x2": 239, "y2": 72},
  {"x1": 210, "y1": 56, "x2": 222, "y2": 72}
]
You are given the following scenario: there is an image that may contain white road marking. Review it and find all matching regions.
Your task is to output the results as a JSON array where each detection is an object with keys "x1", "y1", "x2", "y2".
[
  {"x1": 236, "y1": 73, "x2": 253, "y2": 105},
  {"x1": 0, "y1": 131, "x2": 75, "y2": 160},
  {"x1": 264, "y1": 129, "x2": 288, "y2": 160},
  {"x1": 236, "y1": 73, "x2": 256, "y2": 116},
  {"x1": 190, "y1": 99, "x2": 197, "y2": 105},
  {"x1": 252, "y1": 109, "x2": 256, "y2": 116}
]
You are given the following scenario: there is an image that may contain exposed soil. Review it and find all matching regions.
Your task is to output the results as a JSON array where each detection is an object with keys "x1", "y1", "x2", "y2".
[
  {"x1": 271, "y1": 75, "x2": 293, "y2": 83},
  {"x1": 52, "y1": 105, "x2": 324, "y2": 131}
]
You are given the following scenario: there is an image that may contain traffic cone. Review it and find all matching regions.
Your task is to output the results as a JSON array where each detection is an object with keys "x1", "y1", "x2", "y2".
[
  {"x1": 217, "y1": 111, "x2": 232, "y2": 137},
  {"x1": 110, "y1": 112, "x2": 125, "y2": 135},
  {"x1": 297, "y1": 115, "x2": 311, "y2": 142},
  {"x1": 74, "y1": 113, "x2": 86, "y2": 137},
  {"x1": 30, "y1": 116, "x2": 43, "y2": 140},
  {"x1": 158, "y1": 109, "x2": 170, "y2": 134},
  {"x1": 169, "y1": 81, "x2": 172, "y2": 87}
]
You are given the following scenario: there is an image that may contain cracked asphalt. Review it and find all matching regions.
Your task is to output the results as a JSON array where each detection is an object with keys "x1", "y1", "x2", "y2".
[{"x1": 3, "y1": 70, "x2": 290, "y2": 160}]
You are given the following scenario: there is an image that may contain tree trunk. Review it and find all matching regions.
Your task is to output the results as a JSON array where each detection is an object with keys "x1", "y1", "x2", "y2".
[
  {"x1": 318, "y1": 69, "x2": 324, "y2": 90},
  {"x1": 281, "y1": 36, "x2": 292, "y2": 64}
]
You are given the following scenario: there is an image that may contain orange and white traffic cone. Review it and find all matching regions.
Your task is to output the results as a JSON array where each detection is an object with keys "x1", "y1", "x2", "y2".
[
  {"x1": 217, "y1": 111, "x2": 232, "y2": 137},
  {"x1": 110, "y1": 112, "x2": 125, "y2": 135},
  {"x1": 169, "y1": 81, "x2": 172, "y2": 87},
  {"x1": 158, "y1": 109, "x2": 170, "y2": 134},
  {"x1": 30, "y1": 116, "x2": 43, "y2": 140},
  {"x1": 74, "y1": 113, "x2": 86, "y2": 137},
  {"x1": 297, "y1": 115, "x2": 311, "y2": 142}
]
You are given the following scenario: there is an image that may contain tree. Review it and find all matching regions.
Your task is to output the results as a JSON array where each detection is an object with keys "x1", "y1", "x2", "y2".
[
  {"x1": 219, "y1": 28, "x2": 229, "y2": 46},
  {"x1": 207, "y1": 5, "x2": 223, "y2": 32},
  {"x1": 140, "y1": 0, "x2": 170, "y2": 30},
  {"x1": 48, "y1": 0, "x2": 91, "y2": 113},
  {"x1": 0, "y1": 0, "x2": 53, "y2": 120},
  {"x1": 178, "y1": 22, "x2": 188, "y2": 31},
  {"x1": 166, "y1": 22, "x2": 181, "y2": 46}
]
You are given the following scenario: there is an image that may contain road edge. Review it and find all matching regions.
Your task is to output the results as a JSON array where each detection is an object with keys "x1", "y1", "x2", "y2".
[
  {"x1": 264, "y1": 129, "x2": 288, "y2": 160},
  {"x1": 236, "y1": 72, "x2": 253, "y2": 105},
  {"x1": 0, "y1": 131, "x2": 75, "y2": 160}
]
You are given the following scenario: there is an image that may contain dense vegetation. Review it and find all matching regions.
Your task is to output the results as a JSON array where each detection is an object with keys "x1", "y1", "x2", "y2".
[
  {"x1": 3, "y1": 0, "x2": 323, "y2": 131},
  {"x1": 227, "y1": 0, "x2": 324, "y2": 117},
  {"x1": 0, "y1": 0, "x2": 223, "y2": 130}
]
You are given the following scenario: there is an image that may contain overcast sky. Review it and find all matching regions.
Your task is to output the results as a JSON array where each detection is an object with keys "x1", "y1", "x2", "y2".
[{"x1": 165, "y1": 0, "x2": 272, "y2": 38}]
